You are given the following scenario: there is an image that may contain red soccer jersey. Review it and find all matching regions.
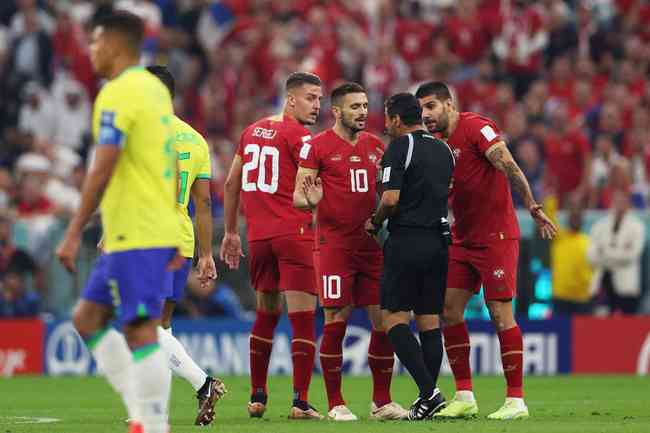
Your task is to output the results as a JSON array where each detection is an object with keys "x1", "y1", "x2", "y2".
[
  {"x1": 237, "y1": 114, "x2": 313, "y2": 241},
  {"x1": 300, "y1": 129, "x2": 384, "y2": 250},
  {"x1": 447, "y1": 112, "x2": 520, "y2": 246}
]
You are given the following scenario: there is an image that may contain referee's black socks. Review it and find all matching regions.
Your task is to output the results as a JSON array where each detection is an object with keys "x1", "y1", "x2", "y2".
[
  {"x1": 387, "y1": 324, "x2": 435, "y2": 398},
  {"x1": 419, "y1": 328, "x2": 443, "y2": 388}
]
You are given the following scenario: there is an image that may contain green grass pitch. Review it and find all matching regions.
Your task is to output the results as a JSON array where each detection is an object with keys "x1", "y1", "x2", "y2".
[{"x1": 1, "y1": 375, "x2": 648, "y2": 433}]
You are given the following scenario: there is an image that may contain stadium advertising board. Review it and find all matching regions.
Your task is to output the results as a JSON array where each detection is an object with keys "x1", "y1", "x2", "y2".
[
  {"x1": 42, "y1": 314, "x2": 572, "y2": 376},
  {"x1": 573, "y1": 316, "x2": 650, "y2": 375},
  {"x1": 0, "y1": 319, "x2": 44, "y2": 376}
]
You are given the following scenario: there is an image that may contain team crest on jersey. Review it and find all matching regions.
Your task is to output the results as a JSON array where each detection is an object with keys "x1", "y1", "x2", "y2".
[
  {"x1": 453, "y1": 148, "x2": 461, "y2": 160},
  {"x1": 330, "y1": 154, "x2": 342, "y2": 161},
  {"x1": 349, "y1": 156, "x2": 361, "y2": 162},
  {"x1": 368, "y1": 153, "x2": 378, "y2": 163},
  {"x1": 493, "y1": 268, "x2": 505, "y2": 280}
]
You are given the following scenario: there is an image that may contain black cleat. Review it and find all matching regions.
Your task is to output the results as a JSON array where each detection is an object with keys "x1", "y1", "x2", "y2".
[
  {"x1": 408, "y1": 388, "x2": 446, "y2": 421},
  {"x1": 195, "y1": 377, "x2": 227, "y2": 426},
  {"x1": 288, "y1": 399, "x2": 324, "y2": 420}
]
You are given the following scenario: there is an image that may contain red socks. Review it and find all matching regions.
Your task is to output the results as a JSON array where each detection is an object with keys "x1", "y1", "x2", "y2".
[
  {"x1": 319, "y1": 321, "x2": 346, "y2": 409},
  {"x1": 288, "y1": 311, "x2": 316, "y2": 402},
  {"x1": 250, "y1": 310, "x2": 280, "y2": 395},
  {"x1": 498, "y1": 326, "x2": 524, "y2": 398},
  {"x1": 443, "y1": 322, "x2": 473, "y2": 392},
  {"x1": 368, "y1": 330, "x2": 394, "y2": 408}
]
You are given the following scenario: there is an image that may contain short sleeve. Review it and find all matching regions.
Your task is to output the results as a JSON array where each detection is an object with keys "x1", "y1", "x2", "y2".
[
  {"x1": 286, "y1": 126, "x2": 313, "y2": 165},
  {"x1": 381, "y1": 136, "x2": 409, "y2": 190},
  {"x1": 470, "y1": 117, "x2": 502, "y2": 154},
  {"x1": 93, "y1": 84, "x2": 136, "y2": 147},
  {"x1": 298, "y1": 135, "x2": 320, "y2": 170},
  {"x1": 197, "y1": 140, "x2": 212, "y2": 180}
]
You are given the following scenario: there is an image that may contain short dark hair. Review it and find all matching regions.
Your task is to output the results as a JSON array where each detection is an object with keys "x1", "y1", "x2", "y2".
[
  {"x1": 285, "y1": 72, "x2": 322, "y2": 91},
  {"x1": 385, "y1": 93, "x2": 422, "y2": 126},
  {"x1": 331, "y1": 82, "x2": 366, "y2": 106},
  {"x1": 146, "y1": 65, "x2": 175, "y2": 98},
  {"x1": 415, "y1": 81, "x2": 453, "y2": 101},
  {"x1": 93, "y1": 11, "x2": 145, "y2": 53}
]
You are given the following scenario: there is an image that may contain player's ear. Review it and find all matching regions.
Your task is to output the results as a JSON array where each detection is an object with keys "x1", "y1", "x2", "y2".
[
  {"x1": 331, "y1": 104, "x2": 341, "y2": 119},
  {"x1": 287, "y1": 92, "x2": 295, "y2": 107}
]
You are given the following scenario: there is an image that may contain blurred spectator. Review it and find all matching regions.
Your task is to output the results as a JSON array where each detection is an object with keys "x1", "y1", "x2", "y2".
[
  {"x1": 546, "y1": 193, "x2": 593, "y2": 315},
  {"x1": 17, "y1": 81, "x2": 57, "y2": 142},
  {"x1": 5, "y1": 6, "x2": 53, "y2": 88},
  {"x1": 492, "y1": 0, "x2": 548, "y2": 97},
  {"x1": 589, "y1": 134, "x2": 622, "y2": 207},
  {"x1": 51, "y1": 74, "x2": 91, "y2": 151},
  {"x1": 588, "y1": 190, "x2": 645, "y2": 315},
  {"x1": 512, "y1": 138, "x2": 544, "y2": 208},
  {"x1": 543, "y1": 102, "x2": 592, "y2": 204},
  {"x1": 0, "y1": 268, "x2": 40, "y2": 317},
  {"x1": 0, "y1": 212, "x2": 40, "y2": 318}
]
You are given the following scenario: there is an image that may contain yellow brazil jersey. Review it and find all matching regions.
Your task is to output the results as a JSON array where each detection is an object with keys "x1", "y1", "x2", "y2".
[
  {"x1": 173, "y1": 116, "x2": 212, "y2": 258},
  {"x1": 93, "y1": 66, "x2": 180, "y2": 252}
]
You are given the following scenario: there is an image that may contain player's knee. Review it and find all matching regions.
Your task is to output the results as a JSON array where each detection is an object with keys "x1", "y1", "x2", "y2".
[
  {"x1": 257, "y1": 292, "x2": 282, "y2": 314},
  {"x1": 487, "y1": 300, "x2": 515, "y2": 331},
  {"x1": 442, "y1": 302, "x2": 464, "y2": 325},
  {"x1": 72, "y1": 302, "x2": 105, "y2": 338},
  {"x1": 324, "y1": 306, "x2": 351, "y2": 324}
]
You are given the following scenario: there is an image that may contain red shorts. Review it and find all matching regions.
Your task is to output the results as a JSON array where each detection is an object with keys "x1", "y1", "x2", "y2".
[
  {"x1": 447, "y1": 240, "x2": 519, "y2": 301},
  {"x1": 316, "y1": 247, "x2": 382, "y2": 308},
  {"x1": 248, "y1": 235, "x2": 316, "y2": 294}
]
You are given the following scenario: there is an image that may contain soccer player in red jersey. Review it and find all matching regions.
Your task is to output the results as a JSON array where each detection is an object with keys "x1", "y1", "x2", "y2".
[
  {"x1": 416, "y1": 82, "x2": 557, "y2": 420},
  {"x1": 220, "y1": 72, "x2": 323, "y2": 420},
  {"x1": 293, "y1": 83, "x2": 408, "y2": 421}
]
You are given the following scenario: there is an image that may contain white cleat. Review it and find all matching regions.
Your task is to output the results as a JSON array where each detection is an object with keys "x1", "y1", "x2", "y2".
[
  {"x1": 328, "y1": 405, "x2": 358, "y2": 421},
  {"x1": 370, "y1": 401, "x2": 409, "y2": 420}
]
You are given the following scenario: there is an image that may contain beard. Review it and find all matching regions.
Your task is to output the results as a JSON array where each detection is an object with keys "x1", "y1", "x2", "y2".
[{"x1": 341, "y1": 116, "x2": 364, "y2": 134}]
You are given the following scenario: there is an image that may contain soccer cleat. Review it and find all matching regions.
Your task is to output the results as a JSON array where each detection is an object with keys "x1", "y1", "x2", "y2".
[
  {"x1": 370, "y1": 401, "x2": 409, "y2": 420},
  {"x1": 328, "y1": 405, "x2": 358, "y2": 421},
  {"x1": 248, "y1": 391, "x2": 268, "y2": 418},
  {"x1": 288, "y1": 399, "x2": 324, "y2": 420},
  {"x1": 487, "y1": 398, "x2": 529, "y2": 420},
  {"x1": 408, "y1": 388, "x2": 447, "y2": 420},
  {"x1": 195, "y1": 377, "x2": 228, "y2": 425},
  {"x1": 433, "y1": 396, "x2": 478, "y2": 419}
]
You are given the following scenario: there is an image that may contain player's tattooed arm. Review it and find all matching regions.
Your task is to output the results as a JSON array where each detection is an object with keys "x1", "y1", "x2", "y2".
[
  {"x1": 293, "y1": 166, "x2": 320, "y2": 210},
  {"x1": 486, "y1": 141, "x2": 535, "y2": 208},
  {"x1": 485, "y1": 141, "x2": 558, "y2": 240}
]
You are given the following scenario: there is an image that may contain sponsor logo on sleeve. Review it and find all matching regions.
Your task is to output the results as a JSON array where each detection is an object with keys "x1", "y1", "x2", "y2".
[
  {"x1": 480, "y1": 125, "x2": 497, "y2": 141},
  {"x1": 299, "y1": 143, "x2": 311, "y2": 159},
  {"x1": 382, "y1": 167, "x2": 391, "y2": 183}
]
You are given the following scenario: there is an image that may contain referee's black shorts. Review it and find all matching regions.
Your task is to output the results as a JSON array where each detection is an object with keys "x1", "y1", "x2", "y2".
[{"x1": 380, "y1": 228, "x2": 448, "y2": 315}]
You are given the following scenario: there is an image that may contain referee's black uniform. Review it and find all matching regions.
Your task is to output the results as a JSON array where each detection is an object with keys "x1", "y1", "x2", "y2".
[{"x1": 380, "y1": 129, "x2": 455, "y2": 315}]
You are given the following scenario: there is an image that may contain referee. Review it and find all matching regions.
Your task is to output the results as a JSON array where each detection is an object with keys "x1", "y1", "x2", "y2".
[{"x1": 365, "y1": 93, "x2": 455, "y2": 421}]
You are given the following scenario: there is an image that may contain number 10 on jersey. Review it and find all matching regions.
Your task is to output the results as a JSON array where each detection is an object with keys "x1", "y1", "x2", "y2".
[{"x1": 350, "y1": 169, "x2": 368, "y2": 192}]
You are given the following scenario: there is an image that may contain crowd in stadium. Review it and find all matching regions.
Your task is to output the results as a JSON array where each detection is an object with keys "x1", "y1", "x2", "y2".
[{"x1": 1, "y1": 0, "x2": 649, "y2": 318}]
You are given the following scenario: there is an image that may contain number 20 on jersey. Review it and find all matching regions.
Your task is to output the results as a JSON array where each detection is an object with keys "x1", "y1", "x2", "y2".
[{"x1": 242, "y1": 144, "x2": 280, "y2": 193}]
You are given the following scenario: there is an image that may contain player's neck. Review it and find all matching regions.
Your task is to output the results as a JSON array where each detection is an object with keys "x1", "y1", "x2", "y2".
[
  {"x1": 445, "y1": 110, "x2": 460, "y2": 139},
  {"x1": 332, "y1": 123, "x2": 360, "y2": 145},
  {"x1": 108, "y1": 56, "x2": 140, "y2": 80},
  {"x1": 401, "y1": 125, "x2": 425, "y2": 136}
]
